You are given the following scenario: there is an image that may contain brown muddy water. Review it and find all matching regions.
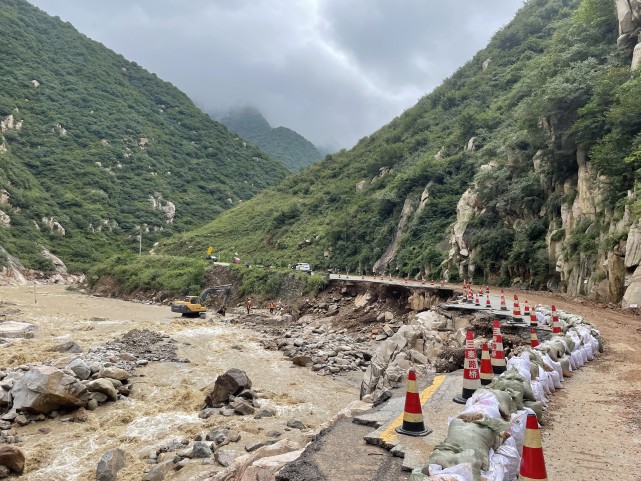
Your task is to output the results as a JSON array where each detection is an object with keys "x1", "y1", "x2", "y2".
[{"x1": 0, "y1": 285, "x2": 358, "y2": 480}]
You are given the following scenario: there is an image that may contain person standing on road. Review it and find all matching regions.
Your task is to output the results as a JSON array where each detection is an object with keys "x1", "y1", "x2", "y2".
[
  {"x1": 245, "y1": 298, "x2": 252, "y2": 314},
  {"x1": 269, "y1": 301, "x2": 275, "y2": 314}
]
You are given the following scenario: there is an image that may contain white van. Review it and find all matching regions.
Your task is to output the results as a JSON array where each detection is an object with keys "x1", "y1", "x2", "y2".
[{"x1": 295, "y1": 263, "x2": 311, "y2": 273}]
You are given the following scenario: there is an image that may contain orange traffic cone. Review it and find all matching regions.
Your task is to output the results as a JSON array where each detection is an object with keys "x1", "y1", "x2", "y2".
[
  {"x1": 551, "y1": 305, "x2": 562, "y2": 334},
  {"x1": 513, "y1": 295, "x2": 521, "y2": 317},
  {"x1": 454, "y1": 330, "x2": 481, "y2": 404},
  {"x1": 395, "y1": 369, "x2": 432, "y2": 436},
  {"x1": 518, "y1": 414, "x2": 548, "y2": 480},
  {"x1": 491, "y1": 320, "x2": 506, "y2": 374},
  {"x1": 530, "y1": 327, "x2": 540, "y2": 348},
  {"x1": 480, "y1": 343, "x2": 493, "y2": 385},
  {"x1": 500, "y1": 292, "x2": 508, "y2": 311}
]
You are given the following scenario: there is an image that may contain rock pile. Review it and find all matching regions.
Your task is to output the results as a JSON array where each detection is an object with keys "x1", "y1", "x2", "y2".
[{"x1": 98, "y1": 328, "x2": 183, "y2": 364}]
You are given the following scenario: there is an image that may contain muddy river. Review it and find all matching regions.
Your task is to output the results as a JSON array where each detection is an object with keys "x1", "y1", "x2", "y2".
[{"x1": 0, "y1": 285, "x2": 358, "y2": 480}]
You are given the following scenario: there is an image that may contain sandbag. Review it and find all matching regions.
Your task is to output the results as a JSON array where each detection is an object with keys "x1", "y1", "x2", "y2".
[
  {"x1": 427, "y1": 463, "x2": 475, "y2": 481},
  {"x1": 463, "y1": 390, "x2": 501, "y2": 420},
  {"x1": 508, "y1": 410, "x2": 528, "y2": 455},
  {"x1": 494, "y1": 436, "x2": 520, "y2": 481},
  {"x1": 426, "y1": 443, "x2": 481, "y2": 480},
  {"x1": 559, "y1": 357, "x2": 572, "y2": 377},
  {"x1": 487, "y1": 389, "x2": 517, "y2": 419},
  {"x1": 506, "y1": 357, "x2": 531, "y2": 383},
  {"x1": 501, "y1": 369, "x2": 536, "y2": 402},
  {"x1": 523, "y1": 400, "x2": 543, "y2": 423},
  {"x1": 443, "y1": 417, "x2": 510, "y2": 472},
  {"x1": 530, "y1": 380, "x2": 548, "y2": 407}
]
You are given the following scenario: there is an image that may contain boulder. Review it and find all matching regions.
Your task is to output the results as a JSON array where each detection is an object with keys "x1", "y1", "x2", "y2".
[
  {"x1": 231, "y1": 398, "x2": 255, "y2": 416},
  {"x1": 98, "y1": 367, "x2": 129, "y2": 381},
  {"x1": 239, "y1": 449, "x2": 303, "y2": 481},
  {"x1": 53, "y1": 341, "x2": 83, "y2": 353},
  {"x1": 214, "y1": 449, "x2": 237, "y2": 467},
  {"x1": 142, "y1": 459, "x2": 174, "y2": 481},
  {"x1": 286, "y1": 419, "x2": 305, "y2": 430},
  {"x1": 191, "y1": 441, "x2": 213, "y2": 459},
  {"x1": 204, "y1": 369, "x2": 252, "y2": 408},
  {"x1": 66, "y1": 359, "x2": 91, "y2": 380},
  {"x1": 96, "y1": 448, "x2": 126, "y2": 481},
  {"x1": 86, "y1": 379, "x2": 118, "y2": 401},
  {"x1": 0, "y1": 445, "x2": 25, "y2": 474},
  {"x1": 291, "y1": 355, "x2": 312, "y2": 367},
  {"x1": 10, "y1": 366, "x2": 89, "y2": 414}
]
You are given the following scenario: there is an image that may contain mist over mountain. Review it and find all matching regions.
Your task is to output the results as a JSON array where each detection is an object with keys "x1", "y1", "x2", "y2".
[{"x1": 218, "y1": 107, "x2": 323, "y2": 171}]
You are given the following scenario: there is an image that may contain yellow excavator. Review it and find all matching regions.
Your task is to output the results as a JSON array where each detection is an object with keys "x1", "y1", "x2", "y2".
[{"x1": 171, "y1": 285, "x2": 232, "y2": 317}]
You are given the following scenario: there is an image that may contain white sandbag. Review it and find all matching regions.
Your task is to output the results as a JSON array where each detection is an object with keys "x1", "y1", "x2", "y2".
[
  {"x1": 508, "y1": 410, "x2": 528, "y2": 455},
  {"x1": 428, "y1": 463, "x2": 474, "y2": 481},
  {"x1": 538, "y1": 366, "x2": 554, "y2": 395},
  {"x1": 583, "y1": 344, "x2": 594, "y2": 361},
  {"x1": 482, "y1": 449, "x2": 506, "y2": 481},
  {"x1": 461, "y1": 401, "x2": 502, "y2": 420},
  {"x1": 540, "y1": 353, "x2": 563, "y2": 381},
  {"x1": 530, "y1": 380, "x2": 548, "y2": 407},
  {"x1": 494, "y1": 437, "x2": 520, "y2": 481},
  {"x1": 571, "y1": 350, "x2": 584, "y2": 368},
  {"x1": 579, "y1": 346, "x2": 588, "y2": 364},
  {"x1": 547, "y1": 368, "x2": 562, "y2": 389},
  {"x1": 507, "y1": 357, "x2": 531, "y2": 383}
]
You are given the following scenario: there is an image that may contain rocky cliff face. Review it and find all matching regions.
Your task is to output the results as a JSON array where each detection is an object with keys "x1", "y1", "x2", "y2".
[{"x1": 443, "y1": 0, "x2": 641, "y2": 307}]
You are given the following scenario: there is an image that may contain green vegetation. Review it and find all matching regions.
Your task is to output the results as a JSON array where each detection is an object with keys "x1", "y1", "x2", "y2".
[
  {"x1": 0, "y1": 0, "x2": 287, "y2": 272},
  {"x1": 88, "y1": 254, "x2": 208, "y2": 295},
  {"x1": 219, "y1": 107, "x2": 322, "y2": 171},
  {"x1": 230, "y1": 265, "x2": 327, "y2": 298}
]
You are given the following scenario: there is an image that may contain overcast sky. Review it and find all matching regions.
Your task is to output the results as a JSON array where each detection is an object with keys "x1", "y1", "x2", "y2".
[{"x1": 28, "y1": 0, "x2": 523, "y2": 149}]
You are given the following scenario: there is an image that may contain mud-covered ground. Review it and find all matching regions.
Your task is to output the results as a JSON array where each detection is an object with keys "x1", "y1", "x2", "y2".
[{"x1": 0, "y1": 285, "x2": 358, "y2": 481}]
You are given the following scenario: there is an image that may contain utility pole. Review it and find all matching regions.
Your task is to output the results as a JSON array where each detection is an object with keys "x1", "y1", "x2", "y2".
[{"x1": 139, "y1": 229, "x2": 142, "y2": 256}]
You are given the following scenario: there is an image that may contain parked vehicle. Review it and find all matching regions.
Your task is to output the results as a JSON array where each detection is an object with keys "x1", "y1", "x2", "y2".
[{"x1": 294, "y1": 262, "x2": 311, "y2": 273}]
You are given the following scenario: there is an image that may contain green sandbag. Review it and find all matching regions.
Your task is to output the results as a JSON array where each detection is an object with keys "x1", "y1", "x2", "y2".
[
  {"x1": 426, "y1": 442, "x2": 481, "y2": 481},
  {"x1": 443, "y1": 417, "x2": 509, "y2": 472},
  {"x1": 559, "y1": 357, "x2": 572, "y2": 377},
  {"x1": 487, "y1": 379, "x2": 524, "y2": 409},
  {"x1": 550, "y1": 336, "x2": 572, "y2": 354},
  {"x1": 523, "y1": 400, "x2": 543, "y2": 423},
  {"x1": 500, "y1": 369, "x2": 536, "y2": 402},
  {"x1": 487, "y1": 388, "x2": 517, "y2": 419}
]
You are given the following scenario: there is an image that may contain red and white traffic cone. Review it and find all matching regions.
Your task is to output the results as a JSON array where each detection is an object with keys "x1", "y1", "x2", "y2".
[
  {"x1": 523, "y1": 300, "x2": 530, "y2": 316},
  {"x1": 485, "y1": 285, "x2": 490, "y2": 295},
  {"x1": 486, "y1": 296, "x2": 491, "y2": 309},
  {"x1": 467, "y1": 289, "x2": 474, "y2": 304},
  {"x1": 551, "y1": 305, "x2": 562, "y2": 334},
  {"x1": 395, "y1": 369, "x2": 432, "y2": 436},
  {"x1": 500, "y1": 290, "x2": 508, "y2": 311},
  {"x1": 530, "y1": 310, "x2": 538, "y2": 328},
  {"x1": 431, "y1": 279, "x2": 434, "y2": 286},
  {"x1": 518, "y1": 414, "x2": 548, "y2": 480},
  {"x1": 513, "y1": 295, "x2": 521, "y2": 317},
  {"x1": 453, "y1": 330, "x2": 481, "y2": 404},
  {"x1": 530, "y1": 327, "x2": 540, "y2": 348},
  {"x1": 491, "y1": 320, "x2": 506, "y2": 375},
  {"x1": 440, "y1": 280, "x2": 445, "y2": 287},
  {"x1": 478, "y1": 288, "x2": 484, "y2": 297},
  {"x1": 475, "y1": 294, "x2": 480, "y2": 306},
  {"x1": 480, "y1": 343, "x2": 493, "y2": 385}
]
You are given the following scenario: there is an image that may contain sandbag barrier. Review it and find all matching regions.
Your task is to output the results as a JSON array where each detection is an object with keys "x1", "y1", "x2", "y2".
[{"x1": 409, "y1": 305, "x2": 604, "y2": 481}]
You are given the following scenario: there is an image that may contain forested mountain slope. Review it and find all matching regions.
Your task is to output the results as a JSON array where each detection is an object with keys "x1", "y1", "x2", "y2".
[
  {"x1": 0, "y1": 0, "x2": 288, "y2": 272},
  {"x1": 219, "y1": 107, "x2": 322, "y2": 171},
  {"x1": 163, "y1": 0, "x2": 641, "y2": 306}
]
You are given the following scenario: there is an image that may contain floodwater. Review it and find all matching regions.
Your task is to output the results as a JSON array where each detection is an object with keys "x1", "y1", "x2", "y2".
[{"x1": 0, "y1": 285, "x2": 358, "y2": 480}]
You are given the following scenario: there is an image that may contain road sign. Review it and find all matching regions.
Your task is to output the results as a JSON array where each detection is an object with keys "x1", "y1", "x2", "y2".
[{"x1": 207, "y1": 246, "x2": 213, "y2": 255}]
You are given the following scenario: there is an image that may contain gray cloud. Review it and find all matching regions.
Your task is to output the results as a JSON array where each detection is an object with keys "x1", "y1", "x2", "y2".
[{"x1": 28, "y1": 0, "x2": 522, "y2": 148}]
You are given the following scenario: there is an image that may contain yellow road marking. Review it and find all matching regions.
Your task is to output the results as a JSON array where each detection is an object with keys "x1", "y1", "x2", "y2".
[{"x1": 379, "y1": 374, "x2": 446, "y2": 444}]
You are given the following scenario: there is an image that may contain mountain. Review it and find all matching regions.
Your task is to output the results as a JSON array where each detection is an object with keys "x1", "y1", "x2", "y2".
[
  {"x1": 0, "y1": 0, "x2": 288, "y2": 272},
  {"x1": 159, "y1": 0, "x2": 641, "y2": 306},
  {"x1": 219, "y1": 107, "x2": 323, "y2": 171}
]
